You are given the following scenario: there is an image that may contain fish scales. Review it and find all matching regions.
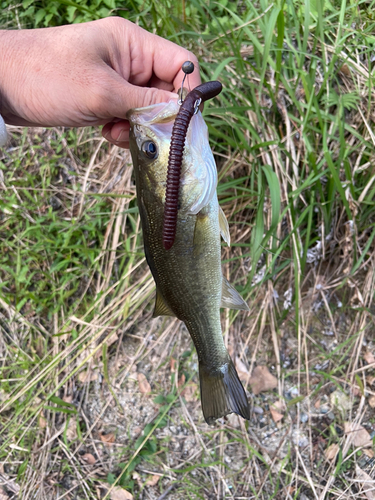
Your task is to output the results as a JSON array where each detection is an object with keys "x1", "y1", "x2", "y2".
[
  {"x1": 145, "y1": 202, "x2": 225, "y2": 366},
  {"x1": 127, "y1": 100, "x2": 250, "y2": 424}
]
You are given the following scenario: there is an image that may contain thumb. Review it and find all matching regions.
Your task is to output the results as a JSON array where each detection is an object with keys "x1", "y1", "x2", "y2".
[
  {"x1": 104, "y1": 78, "x2": 179, "y2": 119},
  {"x1": 123, "y1": 83, "x2": 179, "y2": 110},
  {"x1": 101, "y1": 83, "x2": 179, "y2": 148}
]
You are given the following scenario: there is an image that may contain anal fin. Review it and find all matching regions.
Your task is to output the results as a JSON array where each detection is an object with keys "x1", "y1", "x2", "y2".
[
  {"x1": 199, "y1": 357, "x2": 250, "y2": 424},
  {"x1": 153, "y1": 289, "x2": 175, "y2": 317},
  {"x1": 221, "y1": 276, "x2": 249, "y2": 311}
]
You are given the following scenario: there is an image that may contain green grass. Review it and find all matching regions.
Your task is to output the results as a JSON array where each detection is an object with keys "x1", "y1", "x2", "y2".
[{"x1": 1, "y1": 0, "x2": 375, "y2": 498}]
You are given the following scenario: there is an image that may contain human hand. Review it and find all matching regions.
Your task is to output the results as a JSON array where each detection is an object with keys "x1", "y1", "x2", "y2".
[{"x1": 0, "y1": 18, "x2": 200, "y2": 148}]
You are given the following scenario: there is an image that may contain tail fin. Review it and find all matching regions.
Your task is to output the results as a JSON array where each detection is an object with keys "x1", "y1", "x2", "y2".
[{"x1": 199, "y1": 358, "x2": 250, "y2": 425}]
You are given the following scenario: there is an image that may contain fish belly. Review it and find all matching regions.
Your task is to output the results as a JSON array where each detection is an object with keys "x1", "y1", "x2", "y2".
[{"x1": 138, "y1": 192, "x2": 250, "y2": 424}]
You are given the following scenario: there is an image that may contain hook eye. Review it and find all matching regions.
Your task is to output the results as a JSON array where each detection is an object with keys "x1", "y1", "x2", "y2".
[
  {"x1": 141, "y1": 140, "x2": 158, "y2": 160},
  {"x1": 193, "y1": 98, "x2": 202, "y2": 114}
]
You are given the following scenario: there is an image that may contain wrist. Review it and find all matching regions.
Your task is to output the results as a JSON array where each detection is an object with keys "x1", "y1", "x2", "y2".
[
  {"x1": 0, "y1": 30, "x2": 32, "y2": 125},
  {"x1": 0, "y1": 30, "x2": 15, "y2": 120}
]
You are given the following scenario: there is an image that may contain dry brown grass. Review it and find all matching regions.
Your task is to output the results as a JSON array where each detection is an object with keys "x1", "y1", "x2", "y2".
[{"x1": 1, "y1": 3, "x2": 375, "y2": 498}]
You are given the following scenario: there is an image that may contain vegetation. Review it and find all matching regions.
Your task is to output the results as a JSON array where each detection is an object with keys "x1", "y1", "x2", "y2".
[{"x1": 1, "y1": 0, "x2": 375, "y2": 498}]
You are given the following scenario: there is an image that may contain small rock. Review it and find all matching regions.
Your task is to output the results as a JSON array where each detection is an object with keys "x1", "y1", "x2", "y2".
[
  {"x1": 49, "y1": 196, "x2": 62, "y2": 210},
  {"x1": 81, "y1": 453, "x2": 96, "y2": 465},
  {"x1": 226, "y1": 413, "x2": 241, "y2": 428},
  {"x1": 253, "y1": 406, "x2": 264, "y2": 414},
  {"x1": 330, "y1": 390, "x2": 351, "y2": 414},
  {"x1": 335, "y1": 425, "x2": 344, "y2": 437},
  {"x1": 289, "y1": 387, "x2": 299, "y2": 398},
  {"x1": 293, "y1": 430, "x2": 309, "y2": 448},
  {"x1": 300, "y1": 413, "x2": 309, "y2": 423},
  {"x1": 298, "y1": 436, "x2": 309, "y2": 447}
]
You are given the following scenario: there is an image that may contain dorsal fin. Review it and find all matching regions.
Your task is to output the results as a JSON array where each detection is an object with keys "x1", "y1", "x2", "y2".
[
  {"x1": 153, "y1": 289, "x2": 175, "y2": 317},
  {"x1": 219, "y1": 206, "x2": 230, "y2": 246},
  {"x1": 221, "y1": 276, "x2": 249, "y2": 311}
]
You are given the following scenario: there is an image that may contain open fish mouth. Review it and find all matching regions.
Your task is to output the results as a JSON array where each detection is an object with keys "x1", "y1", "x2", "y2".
[{"x1": 127, "y1": 98, "x2": 218, "y2": 221}]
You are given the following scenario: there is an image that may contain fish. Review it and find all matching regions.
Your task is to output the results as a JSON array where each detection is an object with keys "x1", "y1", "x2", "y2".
[{"x1": 127, "y1": 100, "x2": 250, "y2": 424}]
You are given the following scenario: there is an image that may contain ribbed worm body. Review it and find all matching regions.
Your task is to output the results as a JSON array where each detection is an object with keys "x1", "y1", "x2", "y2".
[{"x1": 162, "y1": 81, "x2": 223, "y2": 250}]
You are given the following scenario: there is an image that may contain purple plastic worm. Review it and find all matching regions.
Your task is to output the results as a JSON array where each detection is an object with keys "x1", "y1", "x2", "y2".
[{"x1": 162, "y1": 81, "x2": 222, "y2": 250}]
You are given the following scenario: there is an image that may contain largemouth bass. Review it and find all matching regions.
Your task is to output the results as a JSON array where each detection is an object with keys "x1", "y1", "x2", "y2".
[{"x1": 127, "y1": 100, "x2": 250, "y2": 424}]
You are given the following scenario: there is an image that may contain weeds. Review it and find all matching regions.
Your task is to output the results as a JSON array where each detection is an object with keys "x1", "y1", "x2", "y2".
[{"x1": 1, "y1": 0, "x2": 375, "y2": 499}]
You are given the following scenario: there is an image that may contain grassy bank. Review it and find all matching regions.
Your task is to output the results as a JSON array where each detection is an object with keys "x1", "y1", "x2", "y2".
[{"x1": 1, "y1": 0, "x2": 375, "y2": 498}]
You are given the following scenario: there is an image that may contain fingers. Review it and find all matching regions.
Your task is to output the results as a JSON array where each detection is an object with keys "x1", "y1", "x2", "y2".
[
  {"x1": 153, "y1": 48, "x2": 201, "y2": 94},
  {"x1": 123, "y1": 84, "x2": 179, "y2": 112},
  {"x1": 114, "y1": 18, "x2": 201, "y2": 93},
  {"x1": 100, "y1": 55, "x2": 200, "y2": 149},
  {"x1": 171, "y1": 60, "x2": 201, "y2": 94},
  {"x1": 0, "y1": 17, "x2": 202, "y2": 131},
  {"x1": 96, "y1": 67, "x2": 180, "y2": 120},
  {"x1": 145, "y1": 32, "x2": 201, "y2": 92},
  {"x1": 102, "y1": 120, "x2": 130, "y2": 149}
]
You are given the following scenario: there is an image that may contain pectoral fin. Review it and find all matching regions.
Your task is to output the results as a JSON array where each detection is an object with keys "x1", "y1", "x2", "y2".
[
  {"x1": 221, "y1": 276, "x2": 249, "y2": 311},
  {"x1": 153, "y1": 289, "x2": 175, "y2": 317},
  {"x1": 193, "y1": 209, "x2": 210, "y2": 257},
  {"x1": 219, "y1": 206, "x2": 230, "y2": 246}
]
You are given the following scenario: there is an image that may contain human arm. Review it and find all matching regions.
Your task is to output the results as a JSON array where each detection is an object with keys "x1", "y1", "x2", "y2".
[{"x1": 0, "y1": 18, "x2": 200, "y2": 148}]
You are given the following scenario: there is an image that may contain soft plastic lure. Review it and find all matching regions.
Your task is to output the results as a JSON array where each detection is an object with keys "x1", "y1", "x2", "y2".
[{"x1": 162, "y1": 79, "x2": 222, "y2": 250}]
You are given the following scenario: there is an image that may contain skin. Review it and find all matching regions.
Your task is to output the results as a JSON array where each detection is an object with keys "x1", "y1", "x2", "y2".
[{"x1": 0, "y1": 17, "x2": 200, "y2": 148}]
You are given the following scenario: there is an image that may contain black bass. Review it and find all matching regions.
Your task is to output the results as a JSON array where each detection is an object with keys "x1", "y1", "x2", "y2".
[{"x1": 127, "y1": 100, "x2": 250, "y2": 424}]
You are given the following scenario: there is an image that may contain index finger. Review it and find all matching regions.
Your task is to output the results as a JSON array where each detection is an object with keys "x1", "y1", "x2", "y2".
[
  {"x1": 136, "y1": 26, "x2": 201, "y2": 91},
  {"x1": 171, "y1": 59, "x2": 201, "y2": 94},
  {"x1": 150, "y1": 38, "x2": 201, "y2": 93}
]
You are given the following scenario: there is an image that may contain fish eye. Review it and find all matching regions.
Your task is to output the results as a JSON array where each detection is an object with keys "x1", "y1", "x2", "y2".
[{"x1": 141, "y1": 140, "x2": 158, "y2": 159}]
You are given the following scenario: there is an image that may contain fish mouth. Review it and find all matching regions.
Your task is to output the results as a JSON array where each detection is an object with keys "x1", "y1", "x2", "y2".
[
  {"x1": 126, "y1": 100, "x2": 180, "y2": 127},
  {"x1": 127, "y1": 98, "x2": 218, "y2": 230}
]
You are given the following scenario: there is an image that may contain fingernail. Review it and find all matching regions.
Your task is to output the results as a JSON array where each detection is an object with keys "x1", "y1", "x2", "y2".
[
  {"x1": 117, "y1": 130, "x2": 126, "y2": 143},
  {"x1": 102, "y1": 128, "x2": 112, "y2": 141}
]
